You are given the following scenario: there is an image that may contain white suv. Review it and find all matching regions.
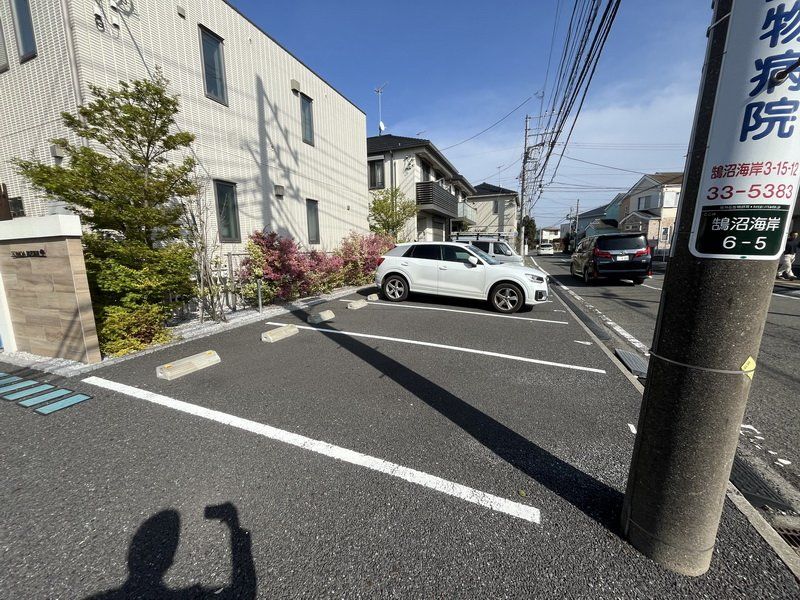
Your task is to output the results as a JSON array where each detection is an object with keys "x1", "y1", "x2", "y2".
[{"x1": 375, "y1": 242, "x2": 549, "y2": 313}]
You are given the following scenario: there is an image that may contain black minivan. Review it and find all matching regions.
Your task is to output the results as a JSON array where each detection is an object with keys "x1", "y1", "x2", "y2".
[{"x1": 570, "y1": 233, "x2": 652, "y2": 285}]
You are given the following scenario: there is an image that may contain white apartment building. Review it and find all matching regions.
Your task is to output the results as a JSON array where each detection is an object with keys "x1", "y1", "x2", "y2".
[
  {"x1": 366, "y1": 135, "x2": 476, "y2": 241},
  {"x1": 0, "y1": 0, "x2": 368, "y2": 250}
]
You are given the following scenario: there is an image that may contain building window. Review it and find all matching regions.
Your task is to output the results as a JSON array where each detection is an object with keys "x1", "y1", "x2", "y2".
[
  {"x1": 300, "y1": 94, "x2": 314, "y2": 145},
  {"x1": 492, "y1": 200, "x2": 499, "y2": 214},
  {"x1": 9, "y1": 197, "x2": 24, "y2": 218},
  {"x1": 421, "y1": 161, "x2": 430, "y2": 182},
  {"x1": 0, "y1": 18, "x2": 9, "y2": 73},
  {"x1": 368, "y1": 160, "x2": 384, "y2": 189},
  {"x1": 214, "y1": 180, "x2": 240, "y2": 242},
  {"x1": 637, "y1": 195, "x2": 659, "y2": 210},
  {"x1": 10, "y1": 0, "x2": 36, "y2": 63},
  {"x1": 306, "y1": 199, "x2": 320, "y2": 244},
  {"x1": 199, "y1": 26, "x2": 227, "y2": 105},
  {"x1": 661, "y1": 226, "x2": 671, "y2": 242}
]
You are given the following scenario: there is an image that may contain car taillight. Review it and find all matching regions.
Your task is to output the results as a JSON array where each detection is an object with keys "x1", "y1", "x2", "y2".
[
  {"x1": 376, "y1": 257, "x2": 385, "y2": 266},
  {"x1": 593, "y1": 247, "x2": 613, "y2": 258},
  {"x1": 634, "y1": 246, "x2": 651, "y2": 257}
]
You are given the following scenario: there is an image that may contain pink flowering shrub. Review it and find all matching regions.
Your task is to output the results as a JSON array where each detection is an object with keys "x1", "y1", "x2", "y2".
[
  {"x1": 239, "y1": 231, "x2": 393, "y2": 304},
  {"x1": 336, "y1": 232, "x2": 395, "y2": 285}
]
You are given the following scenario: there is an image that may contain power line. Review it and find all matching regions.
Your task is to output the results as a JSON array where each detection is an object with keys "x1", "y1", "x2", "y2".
[{"x1": 440, "y1": 96, "x2": 533, "y2": 151}]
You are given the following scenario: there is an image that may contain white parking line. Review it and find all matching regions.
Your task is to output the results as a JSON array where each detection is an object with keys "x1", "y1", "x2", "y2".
[
  {"x1": 83, "y1": 376, "x2": 541, "y2": 523},
  {"x1": 641, "y1": 284, "x2": 662, "y2": 291},
  {"x1": 337, "y1": 299, "x2": 569, "y2": 325},
  {"x1": 265, "y1": 322, "x2": 606, "y2": 374},
  {"x1": 772, "y1": 291, "x2": 800, "y2": 301}
]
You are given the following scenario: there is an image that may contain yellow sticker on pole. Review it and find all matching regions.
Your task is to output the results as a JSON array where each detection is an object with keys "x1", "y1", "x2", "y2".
[{"x1": 741, "y1": 356, "x2": 756, "y2": 380}]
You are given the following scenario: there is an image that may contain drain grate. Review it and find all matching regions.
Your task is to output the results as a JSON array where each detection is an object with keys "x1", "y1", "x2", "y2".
[
  {"x1": 615, "y1": 349, "x2": 649, "y2": 378},
  {"x1": 773, "y1": 527, "x2": 800, "y2": 555},
  {"x1": 730, "y1": 456, "x2": 794, "y2": 513}
]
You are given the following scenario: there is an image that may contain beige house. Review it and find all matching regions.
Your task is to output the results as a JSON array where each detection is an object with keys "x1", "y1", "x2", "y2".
[
  {"x1": 366, "y1": 135, "x2": 476, "y2": 241},
  {"x1": 618, "y1": 172, "x2": 683, "y2": 253},
  {"x1": 467, "y1": 183, "x2": 519, "y2": 236}
]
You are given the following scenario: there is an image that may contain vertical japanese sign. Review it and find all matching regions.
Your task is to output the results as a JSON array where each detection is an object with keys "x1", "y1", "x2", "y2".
[{"x1": 690, "y1": 0, "x2": 800, "y2": 259}]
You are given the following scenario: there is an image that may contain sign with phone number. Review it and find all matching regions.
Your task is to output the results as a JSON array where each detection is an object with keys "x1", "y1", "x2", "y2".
[{"x1": 689, "y1": 1, "x2": 800, "y2": 260}]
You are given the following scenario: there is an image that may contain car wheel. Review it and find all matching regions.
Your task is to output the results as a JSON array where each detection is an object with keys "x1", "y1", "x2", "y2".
[
  {"x1": 381, "y1": 274, "x2": 408, "y2": 302},
  {"x1": 633, "y1": 277, "x2": 645, "y2": 285},
  {"x1": 490, "y1": 282, "x2": 523, "y2": 314},
  {"x1": 583, "y1": 267, "x2": 594, "y2": 285}
]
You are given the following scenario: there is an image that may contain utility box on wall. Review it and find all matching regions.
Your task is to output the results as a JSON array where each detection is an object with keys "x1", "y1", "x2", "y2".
[{"x1": 0, "y1": 215, "x2": 101, "y2": 364}]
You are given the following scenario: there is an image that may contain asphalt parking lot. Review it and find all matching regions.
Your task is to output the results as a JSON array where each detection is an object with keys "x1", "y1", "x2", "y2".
[{"x1": 2, "y1": 286, "x2": 799, "y2": 597}]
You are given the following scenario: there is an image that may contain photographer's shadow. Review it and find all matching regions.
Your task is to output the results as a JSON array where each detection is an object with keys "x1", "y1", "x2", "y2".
[{"x1": 86, "y1": 502, "x2": 256, "y2": 599}]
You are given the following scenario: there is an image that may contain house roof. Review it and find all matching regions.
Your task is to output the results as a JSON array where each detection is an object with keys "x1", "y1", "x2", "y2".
[
  {"x1": 367, "y1": 134, "x2": 431, "y2": 154},
  {"x1": 648, "y1": 172, "x2": 683, "y2": 185},
  {"x1": 619, "y1": 210, "x2": 662, "y2": 224},
  {"x1": 472, "y1": 182, "x2": 517, "y2": 196},
  {"x1": 578, "y1": 203, "x2": 610, "y2": 219},
  {"x1": 366, "y1": 135, "x2": 476, "y2": 195}
]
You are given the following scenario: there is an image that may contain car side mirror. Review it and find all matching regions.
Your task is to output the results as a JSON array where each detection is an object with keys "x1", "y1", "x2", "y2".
[{"x1": 468, "y1": 255, "x2": 479, "y2": 266}]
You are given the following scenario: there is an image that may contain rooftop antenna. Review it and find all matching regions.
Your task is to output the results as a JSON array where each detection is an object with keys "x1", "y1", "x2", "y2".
[{"x1": 375, "y1": 82, "x2": 388, "y2": 135}]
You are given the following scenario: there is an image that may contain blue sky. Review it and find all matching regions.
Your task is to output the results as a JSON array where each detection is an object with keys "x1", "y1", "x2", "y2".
[{"x1": 232, "y1": 0, "x2": 712, "y2": 227}]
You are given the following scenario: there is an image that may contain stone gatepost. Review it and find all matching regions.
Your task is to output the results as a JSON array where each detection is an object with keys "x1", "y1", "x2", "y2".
[{"x1": 0, "y1": 215, "x2": 101, "y2": 363}]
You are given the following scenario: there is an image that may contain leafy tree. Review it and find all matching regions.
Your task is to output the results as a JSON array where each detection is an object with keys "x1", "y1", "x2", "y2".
[
  {"x1": 521, "y1": 215, "x2": 537, "y2": 248},
  {"x1": 368, "y1": 187, "x2": 418, "y2": 240},
  {"x1": 14, "y1": 72, "x2": 197, "y2": 355}
]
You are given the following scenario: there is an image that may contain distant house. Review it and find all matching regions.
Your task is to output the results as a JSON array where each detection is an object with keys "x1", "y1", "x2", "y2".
[
  {"x1": 467, "y1": 183, "x2": 519, "y2": 237},
  {"x1": 618, "y1": 172, "x2": 683, "y2": 253},
  {"x1": 584, "y1": 193, "x2": 625, "y2": 237},
  {"x1": 366, "y1": 135, "x2": 476, "y2": 241},
  {"x1": 577, "y1": 203, "x2": 611, "y2": 238},
  {"x1": 539, "y1": 227, "x2": 561, "y2": 243}
]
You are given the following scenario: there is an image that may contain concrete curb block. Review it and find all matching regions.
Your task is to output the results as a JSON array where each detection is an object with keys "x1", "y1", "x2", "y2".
[
  {"x1": 308, "y1": 310, "x2": 335, "y2": 324},
  {"x1": 348, "y1": 299, "x2": 368, "y2": 310},
  {"x1": 261, "y1": 324, "x2": 299, "y2": 343},
  {"x1": 156, "y1": 350, "x2": 220, "y2": 380},
  {"x1": 367, "y1": 293, "x2": 379, "y2": 301}
]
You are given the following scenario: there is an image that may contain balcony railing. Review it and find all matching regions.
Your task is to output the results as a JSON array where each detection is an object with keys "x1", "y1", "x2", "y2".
[
  {"x1": 457, "y1": 201, "x2": 477, "y2": 224},
  {"x1": 415, "y1": 181, "x2": 458, "y2": 218}
]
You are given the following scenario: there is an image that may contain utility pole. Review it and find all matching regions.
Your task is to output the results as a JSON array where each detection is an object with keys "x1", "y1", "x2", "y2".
[
  {"x1": 518, "y1": 115, "x2": 531, "y2": 254},
  {"x1": 573, "y1": 198, "x2": 580, "y2": 251},
  {"x1": 622, "y1": 0, "x2": 800, "y2": 576}
]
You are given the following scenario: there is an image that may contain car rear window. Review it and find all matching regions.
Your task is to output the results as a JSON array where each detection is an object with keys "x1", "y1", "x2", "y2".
[
  {"x1": 385, "y1": 245, "x2": 405, "y2": 256},
  {"x1": 541, "y1": 244, "x2": 552, "y2": 248},
  {"x1": 596, "y1": 235, "x2": 647, "y2": 251}
]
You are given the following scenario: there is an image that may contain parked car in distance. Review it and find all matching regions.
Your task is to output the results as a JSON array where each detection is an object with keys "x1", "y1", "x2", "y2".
[
  {"x1": 570, "y1": 233, "x2": 652, "y2": 285},
  {"x1": 376, "y1": 242, "x2": 548, "y2": 313},
  {"x1": 451, "y1": 235, "x2": 523, "y2": 264},
  {"x1": 537, "y1": 243, "x2": 554, "y2": 255}
]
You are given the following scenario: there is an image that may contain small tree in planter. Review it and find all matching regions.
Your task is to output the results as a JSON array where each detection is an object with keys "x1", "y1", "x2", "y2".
[{"x1": 14, "y1": 71, "x2": 197, "y2": 356}]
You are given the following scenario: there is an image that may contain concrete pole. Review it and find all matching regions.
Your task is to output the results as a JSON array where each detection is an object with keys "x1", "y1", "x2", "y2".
[{"x1": 622, "y1": 0, "x2": 800, "y2": 576}]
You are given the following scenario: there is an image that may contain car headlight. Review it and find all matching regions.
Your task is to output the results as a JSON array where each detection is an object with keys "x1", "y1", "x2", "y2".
[{"x1": 525, "y1": 274, "x2": 546, "y2": 284}]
